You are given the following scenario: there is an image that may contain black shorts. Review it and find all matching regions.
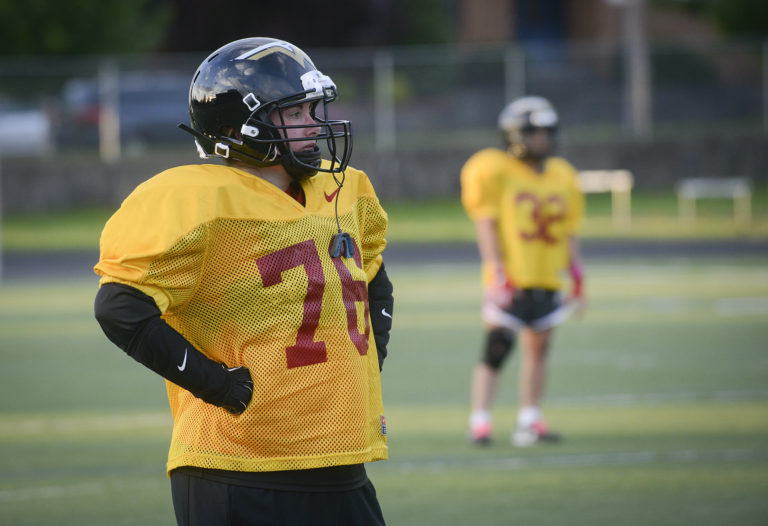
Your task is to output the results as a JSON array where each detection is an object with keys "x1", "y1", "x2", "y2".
[
  {"x1": 170, "y1": 467, "x2": 386, "y2": 526},
  {"x1": 507, "y1": 288, "x2": 563, "y2": 328}
]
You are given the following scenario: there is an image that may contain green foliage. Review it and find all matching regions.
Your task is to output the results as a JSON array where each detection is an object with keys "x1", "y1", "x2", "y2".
[
  {"x1": 704, "y1": 0, "x2": 768, "y2": 38},
  {"x1": 652, "y1": 0, "x2": 768, "y2": 38},
  {"x1": 392, "y1": 0, "x2": 455, "y2": 45},
  {"x1": 0, "y1": 0, "x2": 172, "y2": 56}
]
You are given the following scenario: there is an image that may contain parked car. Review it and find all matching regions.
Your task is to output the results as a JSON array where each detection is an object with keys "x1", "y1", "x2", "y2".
[
  {"x1": 0, "y1": 98, "x2": 53, "y2": 156},
  {"x1": 59, "y1": 71, "x2": 191, "y2": 148}
]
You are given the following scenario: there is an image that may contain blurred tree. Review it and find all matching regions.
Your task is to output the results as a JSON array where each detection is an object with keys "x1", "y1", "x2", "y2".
[
  {"x1": 652, "y1": 0, "x2": 768, "y2": 38},
  {"x1": 0, "y1": 0, "x2": 171, "y2": 55},
  {"x1": 390, "y1": 0, "x2": 455, "y2": 45},
  {"x1": 0, "y1": 0, "x2": 456, "y2": 56},
  {"x1": 704, "y1": 0, "x2": 768, "y2": 38},
  {"x1": 161, "y1": 0, "x2": 455, "y2": 52},
  {"x1": 162, "y1": 0, "x2": 379, "y2": 51}
]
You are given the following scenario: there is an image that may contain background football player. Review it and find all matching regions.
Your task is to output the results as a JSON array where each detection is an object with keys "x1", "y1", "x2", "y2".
[
  {"x1": 461, "y1": 95, "x2": 585, "y2": 447},
  {"x1": 94, "y1": 37, "x2": 393, "y2": 525}
]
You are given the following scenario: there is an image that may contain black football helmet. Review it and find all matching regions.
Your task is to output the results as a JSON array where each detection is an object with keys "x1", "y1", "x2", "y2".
[
  {"x1": 498, "y1": 96, "x2": 558, "y2": 160},
  {"x1": 179, "y1": 37, "x2": 352, "y2": 180}
]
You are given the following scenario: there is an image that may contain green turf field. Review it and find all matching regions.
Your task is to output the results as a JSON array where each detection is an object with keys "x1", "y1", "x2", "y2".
[{"x1": 1, "y1": 256, "x2": 767, "y2": 525}]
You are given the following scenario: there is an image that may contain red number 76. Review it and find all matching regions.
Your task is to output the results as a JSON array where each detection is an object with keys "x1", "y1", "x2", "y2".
[{"x1": 255, "y1": 238, "x2": 370, "y2": 369}]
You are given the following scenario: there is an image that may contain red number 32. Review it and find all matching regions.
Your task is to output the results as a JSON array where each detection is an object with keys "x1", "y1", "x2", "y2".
[
  {"x1": 255, "y1": 238, "x2": 370, "y2": 369},
  {"x1": 516, "y1": 192, "x2": 566, "y2": 244}
]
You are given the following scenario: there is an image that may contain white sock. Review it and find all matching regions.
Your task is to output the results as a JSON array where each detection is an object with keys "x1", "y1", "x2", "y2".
[
  {"x1": 517, "y1": 406, "x2": 541, "y2": 428},
  {"x1": 470, "y1": 409, "x2": 492, "y2": 427}
]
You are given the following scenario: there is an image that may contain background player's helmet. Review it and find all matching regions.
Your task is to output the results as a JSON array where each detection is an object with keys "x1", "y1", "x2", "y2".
[
  {"x1": 498, "y1": 96, "x2": 558, "y2": 160},
  {"x1": 181, "y1": 37, "x2": 352, "y2": 180}
]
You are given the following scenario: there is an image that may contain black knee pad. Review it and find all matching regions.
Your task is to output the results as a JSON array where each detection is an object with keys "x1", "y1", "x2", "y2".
[{"x1": 481, "y1": 328, "x2": 515, "y2": 370}]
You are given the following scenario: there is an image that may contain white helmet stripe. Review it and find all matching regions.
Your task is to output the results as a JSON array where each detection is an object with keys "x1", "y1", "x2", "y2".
[{"x1": 235, "y1": 41, "x2": 295, "y2": 60}]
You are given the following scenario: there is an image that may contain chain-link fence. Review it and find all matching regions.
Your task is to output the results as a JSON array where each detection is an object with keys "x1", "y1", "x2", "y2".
[{"x1": 0, "y1": 39, "x2": 765, "y2": 207}]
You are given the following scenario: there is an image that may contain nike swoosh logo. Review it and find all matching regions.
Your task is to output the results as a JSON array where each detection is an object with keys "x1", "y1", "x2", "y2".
[
  {"x1": 324, "y1": 187, "x2": 341, "y2": 202},
  {"x1": 177, "y1": 349, "x2": 188, "y2": 371},
  {"x1": 381, "y1": 308, "x2": 392, "y2": 319}
]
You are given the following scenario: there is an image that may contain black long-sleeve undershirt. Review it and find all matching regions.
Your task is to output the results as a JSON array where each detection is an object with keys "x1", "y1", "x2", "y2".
[
  {"x1": 94, "y1": 282, "x2": 238, "y2": 407},
  {"x1": 94, "y1": 262, "x2": 394, "y2": 489},
  {"x1": 368, "y1": 263, "x2": 394, "y2": 370},
  {"x1": 94, "y1": 263, "x2": 394, "y2": 398}
]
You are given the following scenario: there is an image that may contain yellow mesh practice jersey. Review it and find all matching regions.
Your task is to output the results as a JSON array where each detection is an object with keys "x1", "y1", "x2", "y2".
[
  {"x1": 461, "y1": 148, "x2": 584, "y2": 290},
  {"x1": 94, "y1": 162, "x2": 389, "y2": 474}
]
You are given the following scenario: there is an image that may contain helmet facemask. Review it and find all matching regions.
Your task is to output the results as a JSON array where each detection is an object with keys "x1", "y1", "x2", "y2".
[
  {"x1": 504, "y1": 126, "x2": 557, "y2": 161},
  {"x1": 242, "y1": 90, "x2": 352, "y2": 181},
  {"x1": 498, "y1": 96, "x2": 558, "y2": 161}
]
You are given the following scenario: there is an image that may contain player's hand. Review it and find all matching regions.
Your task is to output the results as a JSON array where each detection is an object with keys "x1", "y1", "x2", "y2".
[
  {"x1": 569, "y1": 263, "x2": 587, "y2": 319},
  {"x1": 569, "y1": 292, "x2": 587, "y2": 319},
  {"x1": 485, "y1": 269, "x2": 514, "y2": 310},
  {"x1": 217, "y1": 365, "x2": 254, "y2": 415}
]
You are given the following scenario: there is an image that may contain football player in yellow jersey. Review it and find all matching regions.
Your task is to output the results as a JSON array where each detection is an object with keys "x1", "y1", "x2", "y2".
[
  {"x1": 93, "y1": 38, "x2": 393, "y2": 525},
  {"x1": 461, "y1": 96, "x2": 586, "y2": 447}
]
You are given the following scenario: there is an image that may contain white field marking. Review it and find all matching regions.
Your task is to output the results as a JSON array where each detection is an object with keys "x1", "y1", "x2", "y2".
[
  {"x1": 716, "y1": 296, "x2": 768, "y2": 316},
  {"x1": 6, "y1": 449, "x2": 764, "y2": 502},
  {"x1": 0, "y1": 412, "x2": 170, "y2": 438},
  {"x1": 585, "y1": 261, "x2": 768, "y2": 275},
  {"x1": 622, "y1": 296, "x2": 768, "y2": 316},
  {"x1": 555, "y1": 349, "x2": 658, "y2": 371},
  {"x1": 0, "y1": 482, "x2": 106, "y2": 502},
  {"x1": 579, "y1": 295, "x2": 768, "y2": 318},
  {"x1": 385, "y1": 447, "x2": 768, "y2": 475},
  {"x1": 0, "y1": 477, "x2": 160, "y2": 503},
  {"x1": 640, "y1": 296, "x2": 690, "y2": 313},
  {"x1": 546, "y1": 389, "x2": 768, "y2": 407}
]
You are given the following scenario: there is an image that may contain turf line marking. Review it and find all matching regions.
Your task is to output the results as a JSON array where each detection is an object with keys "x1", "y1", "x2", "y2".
[
  {"x1": 0, "y1": 483, "x2": 105, "y2": 502},
  {"x1": 717, "y1": 296, "x2": 768, "y2": 316},
  {"x1": 0, "y1": 412, "x2": 170, "y2": 437},
  {"x1": 388, "y1": 447, "x2": 768, "y2": 474},
  {"x1": 547, "y1": 389, "x2": 768, "y2": 407},
  {"x1": 3, "y1": 449, "x2": 766, "y2": 502},
  {"x1": 4, "y1": 390, "x2": 768, "y2": 439},
  {"x1": 0, "y1": 478, "x2": 161, "y2": 503}
]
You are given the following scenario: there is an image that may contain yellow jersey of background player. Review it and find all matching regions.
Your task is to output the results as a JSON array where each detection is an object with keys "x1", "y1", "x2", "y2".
[{"x1": 462, "y1": 148, "x2": 583, "y2": 291}]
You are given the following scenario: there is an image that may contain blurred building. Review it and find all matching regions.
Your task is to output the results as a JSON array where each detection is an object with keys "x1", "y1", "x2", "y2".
[{"x1": 459, "y1": 0, "x2": 718, "y2": 45}]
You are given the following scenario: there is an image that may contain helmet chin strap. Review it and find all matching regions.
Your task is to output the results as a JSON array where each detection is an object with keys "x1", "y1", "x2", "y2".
[
  {"x1": 521, "y1": 150, "x2": 549, "y2": 162},
  {"x1": 282, "y1": 145, "x2": 322, "y2": 181},
  {"x1": 178, "y1": 123, "x2": 283, "y2": 168}
]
